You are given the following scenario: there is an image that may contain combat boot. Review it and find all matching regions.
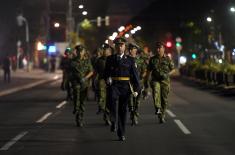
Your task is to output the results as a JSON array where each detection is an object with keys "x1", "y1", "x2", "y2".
[
  {"x1": 158, "y1": 114, "x2": 166, "y2": 124},
  {"x1": 155, "y1": 108, "x2": 161, "y2": 115},
  {"x1": 110, "y1": 122, "x2": 117, "y2": 132},
  {"x1": 75, "y1": 112, "x2": 84, "y2": 127}
]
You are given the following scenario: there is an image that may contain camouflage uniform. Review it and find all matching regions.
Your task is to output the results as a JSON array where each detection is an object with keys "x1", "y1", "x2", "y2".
[
  {"x1": 70, "y1": 46, "x2": 93, "y2": 127},
  {"x1": 95, "y1": 55, "x2": 111, "y2": 125},
  {"x1": 128, "y1": 45, "x2": 147, "y2": 125},
  {"x1": 147, "y1": 53, "x2": 174, "y2": 123},
  {"x1": 60, "y1": 48, "x2": 73, "y2": 101}
]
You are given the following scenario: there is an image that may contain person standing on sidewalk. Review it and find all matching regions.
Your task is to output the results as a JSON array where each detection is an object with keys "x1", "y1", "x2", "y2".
[
  {"x1": 2, "y1": 56, "x2": 11, "y2": 83},
  {"x1": 146, "y1": 41, "x2": 174, "y2": 124}
]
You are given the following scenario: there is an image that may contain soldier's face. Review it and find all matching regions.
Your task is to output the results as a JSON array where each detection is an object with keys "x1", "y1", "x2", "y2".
[
  {"x1": 80, "y1": 49, "x2": 86, "y2": 57},
  {"x1": 130, "y1": 48, "x2": 138, "y2": 57},
  {"x1": 115, "y1": 43, "x2": 126, "y2": 54},
  {"x1": 157, "y1": 45, "x2": 165, "y2": 57},
  {"x1": 104, "y1": 49, "x2": 112, "y2": 57}
]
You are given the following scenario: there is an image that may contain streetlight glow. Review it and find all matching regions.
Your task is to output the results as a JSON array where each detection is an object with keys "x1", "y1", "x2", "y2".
[
  {"x1": 78, "y1": 5, "x2": 84, "y2": 9},
  {"x1": 112, "y1": 32, "x2": 118, "y2": 38},
  {"x1": 230, "y1": 7, "x2": 235, "y2": 12},
  {"x1": 131, "y1": 30, "x2": 135, "y2": 34},
  {"x1": 125, "y1": 34, "x2": 130, "y2": 38},
  {"x1": 54, "y1": 22, "x2": 60, "y2": 28},
  {"x1": 82, "y1": 11, "x2": 88, "y2": 16},
  {"x1": 136, "y1": 26, "x2": 141, "y2": 30},
  {"x1": 207, "y1": 17, "x2": 212, "y2": 22},
  {"x1": 118, "y1": 26, "x2": 125, "y2": 32}
]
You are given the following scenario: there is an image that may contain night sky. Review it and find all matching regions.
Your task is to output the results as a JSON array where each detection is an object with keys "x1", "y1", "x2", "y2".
[{"x1": 0, "y1": 0, "x2": 234, "y2": 58}]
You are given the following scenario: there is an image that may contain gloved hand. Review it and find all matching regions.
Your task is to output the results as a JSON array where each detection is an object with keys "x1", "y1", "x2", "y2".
[
  {"x1": 133, "y1": 92, "x2": 138, "y2": 97},
  {"x1": 106, "y1": 77, "x2": 112, "y2": 85},
  {"x1": 80, "y1": 78, "x2": 86, "y2": 83}
]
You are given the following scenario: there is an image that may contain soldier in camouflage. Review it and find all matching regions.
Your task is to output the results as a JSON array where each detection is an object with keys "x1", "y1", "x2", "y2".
[
  {"x1": 146, "y1": 42, "x2": 174, "y2": 124},
  {"x1": 128, "y1": 43, "x2": 147, "y2": 126},
  {"x1": 95, "y1": 43, "x2": 112, "y2": 125},
  {"x1": 70, "y1": 45, "x2": 94, "y2": 127},
  {"x1": 60, "y1": 48, "x2": 73, "y2": 101}
]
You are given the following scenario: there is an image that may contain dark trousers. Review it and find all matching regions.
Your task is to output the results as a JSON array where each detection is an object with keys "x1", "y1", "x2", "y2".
[
  {"x1": 108, "y1": 82, "x2": 130, "y2": 137},
  {"x1": 4, "y1": 69, "x2": 10, "y2": 83}
]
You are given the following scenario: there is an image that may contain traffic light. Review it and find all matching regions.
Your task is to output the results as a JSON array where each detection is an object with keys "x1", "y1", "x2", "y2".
[
  {"x1": 97, "y1": 16, "x2": 102, "y2": 27},
  {"x1": 105, "y1": 16, "x2": 110, "y2": 26},
  {"x1": 191, "y1": 53, "x2": 197, "y2": 59},
  {"x1": 176, "y1": 42, "x2": 181, "y2": 47},
  {"x1": 166, "y1": 41, "x2": 172, "y2": 48}
]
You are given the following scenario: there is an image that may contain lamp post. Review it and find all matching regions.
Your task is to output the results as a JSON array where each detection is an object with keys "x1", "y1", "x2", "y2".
[{"x1": 17, "y1": 14, "x2": 30, "y2": 71}]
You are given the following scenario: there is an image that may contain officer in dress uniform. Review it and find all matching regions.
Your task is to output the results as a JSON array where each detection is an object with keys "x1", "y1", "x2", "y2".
[{"x1": 104, "y1": 37, "x2": 140, "y2": 141}]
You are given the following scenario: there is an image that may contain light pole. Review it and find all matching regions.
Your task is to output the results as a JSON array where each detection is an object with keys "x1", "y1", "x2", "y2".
[{"x1": 17, "y1": 14, "x2": 30, "y2": 71}]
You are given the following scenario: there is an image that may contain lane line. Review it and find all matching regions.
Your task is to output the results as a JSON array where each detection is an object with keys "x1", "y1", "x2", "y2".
[
  {"x1": 36, "y1": 112, "x2": 53, "y2": 123},
  {"x1": 174, "y1": 119, "x2": 191, "y2": 135},
  {"x1": 166, "y1": 110, "x2": 176, "y2": 118},
  {"x1": 0, "y1": 131, "x2": 28, "y2": 151},
  {"x1": 49, "y1": 80, "x2": 61, "y2": 86},
  {"x1": 56, "y1": 101, "x2": 67, "y2": 109},
  {"x1": 0, "y1": 79, "x2": 48, "y2": 97}
]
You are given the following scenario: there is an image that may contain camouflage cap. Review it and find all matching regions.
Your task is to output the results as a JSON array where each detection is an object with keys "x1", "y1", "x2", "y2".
[
  {"x1": 74, "y1": 45, "x2": 86, "y2": 52},
  {"x1": 128, "y1": 43, "x2": 139, "y2": 50},
  {"x1": 113, "y1": 37, "x2": 127, "y2": 45},
  {"x1": 65, "y1": 47, "x2": 72, "y2": 54},
  {"x1": 156, "y1": 41, "x2": 166, "y2": 48}
]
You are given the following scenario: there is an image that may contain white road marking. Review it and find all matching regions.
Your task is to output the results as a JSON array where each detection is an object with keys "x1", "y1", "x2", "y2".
[
  {"x1": 49, "y1": 80, "x2": 61, "y2": 86},
  {"x1": 36, "y1": 112, "x2": 53, "y2": 123},
  {"x1": 166, "y1": 110, "x2": 176, "y2": 118},
  {"x1": 0, "y1": 131, "x2": 28, "y2": 151},
  {"x1": 56, "y1": 101, "x2": 67, "y2": 109},
  {"x1": 174, "y1": 119, "x2": 191, "y2": 135},
  {"x1": 0, "y1": 79, "x2": 48, "y2": 97}
]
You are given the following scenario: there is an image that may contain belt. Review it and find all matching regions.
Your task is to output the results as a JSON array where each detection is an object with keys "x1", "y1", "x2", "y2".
[{"x1": 112, "y1": 77, "x2": 130, "y2": 81}]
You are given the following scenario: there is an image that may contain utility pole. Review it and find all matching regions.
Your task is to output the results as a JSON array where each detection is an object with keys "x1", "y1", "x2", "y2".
[{"x1": 66, "y1": 0, "x2": 74, "y2": 44}]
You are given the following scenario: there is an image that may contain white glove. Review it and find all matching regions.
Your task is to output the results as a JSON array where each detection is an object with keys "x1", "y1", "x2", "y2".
[
  {"x1": 107, "y1": 77, "x2": 112, "y2": 85},
  {"x1": 133, "y1": 92, "x2": 138, "y2": 97}
]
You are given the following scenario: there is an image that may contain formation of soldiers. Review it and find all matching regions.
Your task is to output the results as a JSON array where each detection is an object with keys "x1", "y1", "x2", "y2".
[{"x1": 60, "y1": 37, "x2": 174, "y2": 141}]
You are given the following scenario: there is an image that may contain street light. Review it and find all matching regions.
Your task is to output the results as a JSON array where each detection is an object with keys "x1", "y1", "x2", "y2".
[
  {"x1": 78, "y1": 5, "x2": 84, "y2": 9},
  {"x1": 125, "y1": 34, "x2": 130, "y2": 38},
  {"x1": 82, "y1": 11, "x2": 88, "y2": 16},
  {"x1": 16, "y1": 14, "x2": 30, "y2": 71},
  {"x1": 54, "y1": 22, "x2": 60, "y2": 28},
  {"x1": 230, "y1": 7, "x2": 235, "y2": 13},
  {"x1": 118, "y1": 26, "x2": 125, "y2": 32},
  {"x1": 206, "y1": 17, "x2": 212, "y2": 23}
]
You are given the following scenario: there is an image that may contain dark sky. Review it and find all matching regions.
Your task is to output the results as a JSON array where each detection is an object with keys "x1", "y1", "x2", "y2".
[{"x1": 0, "y1": 0, "x2": 234, "y2": 57}]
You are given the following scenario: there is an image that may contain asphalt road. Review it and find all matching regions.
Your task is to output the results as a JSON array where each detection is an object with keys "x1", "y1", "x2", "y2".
[{"x1": 0, "y1": 79, "x2": 235, "y2": 155}]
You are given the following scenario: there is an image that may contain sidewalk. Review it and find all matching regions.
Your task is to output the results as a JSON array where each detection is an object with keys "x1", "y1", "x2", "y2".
[{"x1": 0, "y1": 69, "x2": 62, "y2": 96}]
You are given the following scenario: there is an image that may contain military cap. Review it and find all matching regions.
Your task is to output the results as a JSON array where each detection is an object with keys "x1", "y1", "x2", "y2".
[
  {"x1": 113, "y1": 37, "x2": 127, "y2": 45},
  {"x1": 156, "y1": 41, "x2": 166, "y2": 48},
  {"x1": 128, "y1": 43, "x2": 139, "y2": 50},
  {"x1": 65, "y1": 47, "x2": 71, "y2": 54},
  {"x1": 74, "y1": 45, "x2": 86, "y2": 52}
]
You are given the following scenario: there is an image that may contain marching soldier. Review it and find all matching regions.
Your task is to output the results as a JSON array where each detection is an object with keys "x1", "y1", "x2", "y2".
[
  {"x1": 146, "y1": 41, "x2": 174, "y2": 123},
  {"x1": 128, "y1": 43, "x2": 147, "y2": 126},
  {"x1": 95, "y1": 43, "x2": 112, "y2": 125},
  {"x1": 104, "y1": 37, "x2": 140, "y2": 141},
  {"x1": 60, "y1": 48, "x2": 73, "y2": 101},
  {"x1": 70, "y1": 45, "x2": 94, "y2": 127}
]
